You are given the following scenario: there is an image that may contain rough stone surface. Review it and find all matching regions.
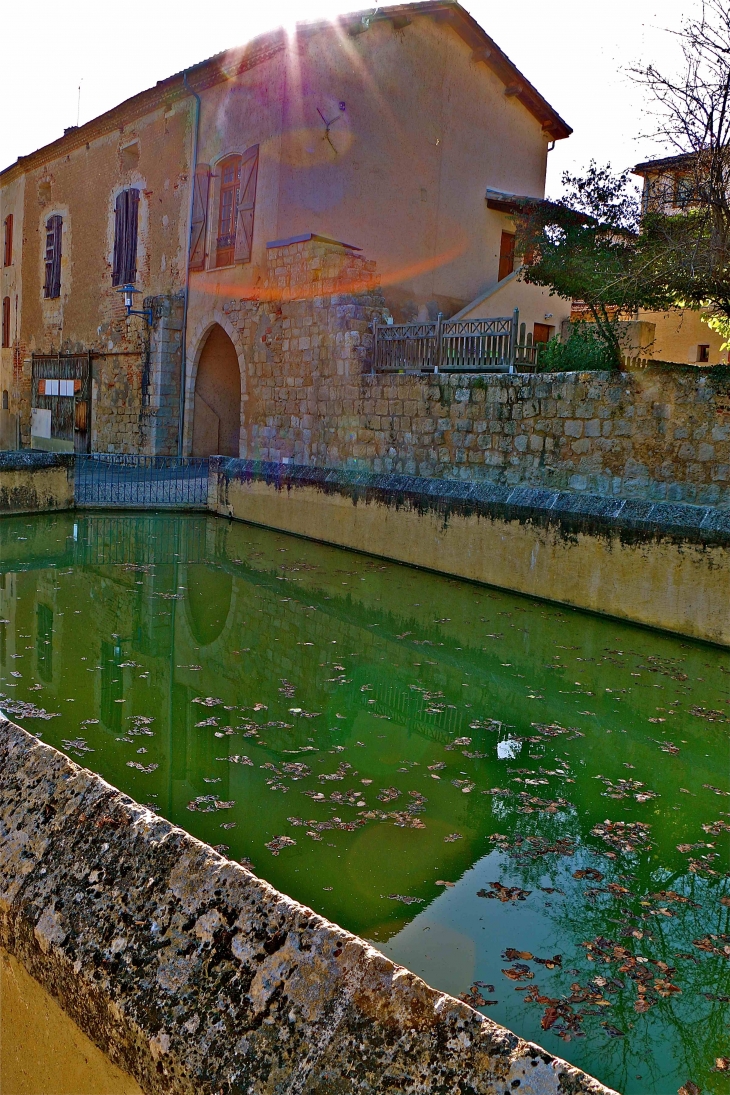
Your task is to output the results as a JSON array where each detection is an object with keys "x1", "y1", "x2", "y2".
[
  {"x1": 0, "y1": 719, "x2": 616, "y2": 1095},
  {"x1": 236, "y1": 365, "x2": 730, "y2": 506}
]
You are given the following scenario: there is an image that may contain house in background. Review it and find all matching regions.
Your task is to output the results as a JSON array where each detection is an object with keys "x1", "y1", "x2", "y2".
[
  {"x1": 0, "y1": 0, "x2": 571, "y2": 455},
  {"x1": 632, "y1": 153, "x2": 730, "y2": 366}
]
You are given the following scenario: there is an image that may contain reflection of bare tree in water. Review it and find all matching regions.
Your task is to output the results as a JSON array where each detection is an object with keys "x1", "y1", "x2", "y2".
[{"x1": 462, "y1": 791, "x2": 730, "y2": 1091}]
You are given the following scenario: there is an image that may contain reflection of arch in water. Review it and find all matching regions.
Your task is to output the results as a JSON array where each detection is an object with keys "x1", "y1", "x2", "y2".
[
  {"x1": 184, "y1": 564, "x2": 234, "y2": 647},
  {"x1": 188, "y1": 318, "x2": 245, "y2": 457}
]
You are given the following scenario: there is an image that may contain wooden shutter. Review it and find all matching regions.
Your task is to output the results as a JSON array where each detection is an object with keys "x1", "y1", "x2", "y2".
[
  {"x1": 44, "y1": 215, "x2": 62, "y2": 299},
  {"x1": 3, "y1": 215, "x2": 12, "y2": 267},
  {"x1": 1, "y1": 297, "x2": 9, "y2": 348},
  {"x1": 498, "y1": 231, "x2": 515, "y2": 282},
  {"x1": 112, "y1": 188, "x2": 140, "y2": 285},
  {"x1": 233, "y1": 145, "x2": 259, "y2": 264},
  {"x1": 189, "y1": 164, "x2": 210, "y2": 270}
]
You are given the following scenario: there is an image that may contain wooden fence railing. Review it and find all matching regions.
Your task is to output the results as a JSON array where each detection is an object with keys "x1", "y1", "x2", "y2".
[{"x1": 373, "y1": 310, "x2": 540, "y2": 373}]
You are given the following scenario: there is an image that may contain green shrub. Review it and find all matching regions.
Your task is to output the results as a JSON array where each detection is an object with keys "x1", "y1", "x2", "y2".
[{"x1": 537, "y1": 323, "x2": 617, "y2": 372}]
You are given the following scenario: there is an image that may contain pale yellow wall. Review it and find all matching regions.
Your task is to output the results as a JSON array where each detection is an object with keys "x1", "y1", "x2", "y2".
[
  {"x1": 0, "y1": 948, "x2": 142, "y2": 1095},
  {"x1": 639, "y1": 307, "x2": 728, "y2": 365},
  {"x1": 215, "y1": 478, "x2": 730, "y2": 647},
  {"x1": 188, "y1": 13, "x2": 554, "y2": 327},
  {"x1": 454, "y1": 268, "x2": 571, "y2": 334}
]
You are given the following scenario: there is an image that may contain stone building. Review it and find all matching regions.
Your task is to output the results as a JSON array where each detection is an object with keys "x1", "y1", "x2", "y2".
[{"x1": 0, "y1": 0, "x2": 570, "y2": 455}]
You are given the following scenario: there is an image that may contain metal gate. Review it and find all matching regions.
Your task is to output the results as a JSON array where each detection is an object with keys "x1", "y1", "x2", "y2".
[
  {"x1": 31, "y1": 353, "x2": 91, "y2": 454},
  {"x1": 74, "y1": 454, "x2": 209, "y2": 509}
]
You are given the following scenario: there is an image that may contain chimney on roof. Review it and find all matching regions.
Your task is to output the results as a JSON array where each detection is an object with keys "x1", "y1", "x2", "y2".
[{"x1": 64, "y1": 126, "x2": 78, "y2": 136}]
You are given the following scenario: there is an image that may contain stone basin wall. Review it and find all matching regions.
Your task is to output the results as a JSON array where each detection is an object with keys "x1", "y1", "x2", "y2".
[
  {"x1": 0, "y1": 719, "x2": 616, "y2": 1095},
  {"x1": 0, "y1": 451, "x2": 74, "y2": 514}
]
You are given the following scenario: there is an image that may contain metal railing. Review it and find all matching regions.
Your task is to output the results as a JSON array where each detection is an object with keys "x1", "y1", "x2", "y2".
[
  {"x1": 75, "y1": 454, "x2": 209, "y2": 509},
  {"x1": 374, "y1": 310, "x2": 522, "y2": 373}
]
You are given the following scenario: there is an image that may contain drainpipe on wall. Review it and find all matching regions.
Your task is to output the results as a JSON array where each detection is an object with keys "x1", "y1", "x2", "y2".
[{"x1": 178, "y1": 71, "x2": 201, "y2": 458}]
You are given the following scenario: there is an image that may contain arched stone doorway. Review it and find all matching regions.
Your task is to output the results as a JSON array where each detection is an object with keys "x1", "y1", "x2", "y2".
[{"x1": 191, "y1": 324, "x2": 241, "y2": 456}]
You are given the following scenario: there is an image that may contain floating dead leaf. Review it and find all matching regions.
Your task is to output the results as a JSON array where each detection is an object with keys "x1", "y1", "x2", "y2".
[
  {"x1": 503, "y1": 948, "x2": 533, "y2": 960},
  {"x1": 383, "y1": 893, "x2": 425, "y2": 905},
  {"x1": 265, "y1": 835, "x2": 296, "y2": 855},
  {"x1": 678, "y1": 1082, "x2": 701, "y2": 1095},
  {"x1": 444, "y1": 832, "x2": 462, "y2": 842}
]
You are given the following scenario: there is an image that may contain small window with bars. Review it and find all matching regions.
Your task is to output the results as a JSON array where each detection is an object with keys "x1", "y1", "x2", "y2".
[
  {"x1": 112, "y1": 188, "x2": 140, "y2": 286},
  {"x1": 43, "y1": 215, "x2": 63, "y2": 299}
]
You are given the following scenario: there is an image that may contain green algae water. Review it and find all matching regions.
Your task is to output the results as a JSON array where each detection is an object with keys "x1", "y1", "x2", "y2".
[{"x1": 2, "y1": 511, "x2": 729, "y2": 1095}]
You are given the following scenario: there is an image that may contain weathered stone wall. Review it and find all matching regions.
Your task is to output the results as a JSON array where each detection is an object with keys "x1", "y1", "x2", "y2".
[
  {"x1": 0, "y1": 452, "x2": 74, "y2": 513},
  {"x1": 185, "y1": 238, "x2": 388, "y2": 459},
  {"x1": 0, "y1": 719, "x2": 614, "y2": 1095},
  {"x1": 91, "y1": 294, "x2": 184, "y2": 455}
]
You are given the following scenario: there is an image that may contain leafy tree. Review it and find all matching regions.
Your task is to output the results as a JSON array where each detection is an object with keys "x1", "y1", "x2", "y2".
[{"x1": 515, "y1": 164, "x2": 674, "y2": 369}]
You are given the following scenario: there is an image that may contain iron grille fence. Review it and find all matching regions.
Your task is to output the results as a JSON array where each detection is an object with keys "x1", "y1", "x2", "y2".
[
  {"x1": 73, "y1": 513, "x2": 209, "y2": 565},
  {"x1": 75, "y1": 454, "x2": 209, "y2": 509},
  {"x1": 373, "y1": 310, "x2": 523, "y2": 373}
]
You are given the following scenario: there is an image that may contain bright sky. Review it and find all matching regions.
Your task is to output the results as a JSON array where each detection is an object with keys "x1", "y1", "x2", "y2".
[{"x1": 3, "y1": 0, "x2": 696, "y2": 193}]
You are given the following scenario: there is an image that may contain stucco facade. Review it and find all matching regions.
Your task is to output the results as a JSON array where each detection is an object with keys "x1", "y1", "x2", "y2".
[{"x1": 0, "y1": 0, "x2": 570, "y2": 456}]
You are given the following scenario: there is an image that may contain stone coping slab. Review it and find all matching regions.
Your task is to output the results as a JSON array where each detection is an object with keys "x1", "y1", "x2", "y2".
[
  {"x1": 0, "y1": 719, "x2": 616, "y2": 1095},
  {"x1": 0, "y1": 451, "x2": 75, "y2": 471},
  {"x1": 213, "y1": 458, "x2": 730, "y2": 547}
]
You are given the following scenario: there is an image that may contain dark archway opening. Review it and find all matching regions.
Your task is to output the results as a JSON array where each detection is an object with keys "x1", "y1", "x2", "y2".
[{"x1": 191, "y1": 324, "x2": 241, "y2": 457}]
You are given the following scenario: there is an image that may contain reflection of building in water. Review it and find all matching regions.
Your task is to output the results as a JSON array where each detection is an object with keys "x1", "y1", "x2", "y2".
[
  {"x1": 36, "y1": 603, "x2": 53, "y2": 683},
  {"x1": 100, "y1": 639, "x2": 123, "y2": 735},
  {"x1": 0, "y1": 571, "x2": 17, "y2": 676}
]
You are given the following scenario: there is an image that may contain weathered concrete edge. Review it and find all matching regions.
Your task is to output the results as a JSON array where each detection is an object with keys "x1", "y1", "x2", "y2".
[
  {"x1": 0, "y1": 719, "x2": 616, "y2": 1095},
  {"x1": 0, "y1": 451, "x2": 75, "y2": 515},
  {"x1": 212, "y1": 457, "x2": 730, "y2": 546}
]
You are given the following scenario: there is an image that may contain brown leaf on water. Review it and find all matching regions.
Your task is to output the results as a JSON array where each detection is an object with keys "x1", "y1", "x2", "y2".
[
  {"x1": 720, "y1": 896, "x2": 730, "y2": 907},
  {"x1": 435, "y1": 880, "x2": 455, "y2": 887},
  {"x1": 573, "y1": 868, "x2": 604, "y2": 881},
  {"x1": 502, "y1": 967, "x2": 534, "y2": 981},
  {"x1": 634, "y1": 997, "x2": 652, "y2": 1013},
  {"x1": 503, "y1": 948, "x2": 533, "y2": 961},
  {"x1": 678, "y1": 1082, "x2": 701, "y2": 1095},
  {"x1": 712, "y1": 1058, "x2": 730, "y2": 1072}
]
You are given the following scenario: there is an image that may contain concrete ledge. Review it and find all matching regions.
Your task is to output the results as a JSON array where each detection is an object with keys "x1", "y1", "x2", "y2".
[
  {"x1": 0, "y1": 451, "x2": 75, "y2": 514},
  {"x1": 0, "y1": 719, "x2": 614, "y2": 1095},
  {"x1": 210, "y1": 459, "x2": 730, "y2": 646}
]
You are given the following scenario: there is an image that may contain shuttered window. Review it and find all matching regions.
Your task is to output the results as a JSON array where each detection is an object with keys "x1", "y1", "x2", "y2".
[
  {"x1": 214, "y1": 145, "x2": 259, "y2": 268},
  {"x1": 43, "y1": 215, "x2": 63, "y2": 299},
  {"x1": 216, "y1": 157, "x2": 241, "y2": 268},
  {"x1": 112, "y1": 188, "x2": 140, "y2": 286},
  {"x1": 189, "y1": 163, "x2": 211, "y2": 271},
  {"x1": 2, "y1": 215, "x2": 12, "y2": 267},
  {"x1": 233, "y1": 144, "x2": 259, "y2": 265},
  {"x1": 1, "y1": 297, "x2": 9, "y2": 348}
]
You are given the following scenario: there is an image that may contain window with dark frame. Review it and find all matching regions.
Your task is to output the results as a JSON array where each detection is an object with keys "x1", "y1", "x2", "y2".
[
  {"x1": 2, "y1": 215, "x2": 12, "y2": 267},
  {"x1": 498, "y1": 231, "x2": 516, "y2": 282},
  {"x1": 112, "y1": 188, "x2": 140, "y2": 286},
  {"x1": 43, "y1": 215, "x2": 63, "y2": 299},
  {"x1": 697, "y1": 344, "x2": 710, "y2": 363},
  {"x1": 216, "y1": 156, "x2": 241, "y2": 268},
  {"x1": 1, "y1": 297, "x2": 9, "y2": 348}
]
